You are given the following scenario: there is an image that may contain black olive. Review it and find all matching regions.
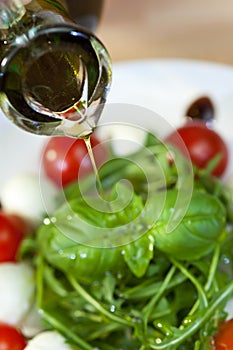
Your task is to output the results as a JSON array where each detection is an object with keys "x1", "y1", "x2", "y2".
[{"x1": 186, "y1": 96, "x2": 215, "y2": 124}]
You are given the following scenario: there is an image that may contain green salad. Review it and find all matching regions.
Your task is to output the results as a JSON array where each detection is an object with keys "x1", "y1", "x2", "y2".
[{"x1": 21, "y1": 132, "x2": 233, "y2": 350}]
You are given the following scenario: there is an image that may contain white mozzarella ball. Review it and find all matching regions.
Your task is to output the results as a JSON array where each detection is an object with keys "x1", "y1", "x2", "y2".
[
  {"x1": 24, "y1": 331, "x2": 74, "y2": 350},
  {"x1": 1, "y1": 173, "x2": 58, "y2": 225},
  {"x1": 0, "y1": 262, "x2": 35, "y2": 326}
]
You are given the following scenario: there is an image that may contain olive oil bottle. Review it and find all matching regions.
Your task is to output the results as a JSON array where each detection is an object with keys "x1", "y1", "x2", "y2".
[{"x1": 0, "y1": 0, "x2": 111, "y2": 138}]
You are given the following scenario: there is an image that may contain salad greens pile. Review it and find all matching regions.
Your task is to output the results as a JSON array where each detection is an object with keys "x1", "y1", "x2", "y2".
[{"x1": 21, "y1": 133, "x2": 233, "y2": 350}]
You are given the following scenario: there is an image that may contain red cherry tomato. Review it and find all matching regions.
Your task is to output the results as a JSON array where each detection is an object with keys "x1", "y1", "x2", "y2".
[
  {"x1": 214, "y1": 319, "x2": 233, "y2": 349},
  {"x1": 165, "y1": 121, "x2": 228, "y2": 177},
  {"x1": 42, "y1": 134, "x2": 108, "y2": 188},
  {"x1": 0, "y1": 211, "x2": 27, "y2": 263},
  {"x1": 0, "y1": 323, "x2": 26, "y2": 350}
]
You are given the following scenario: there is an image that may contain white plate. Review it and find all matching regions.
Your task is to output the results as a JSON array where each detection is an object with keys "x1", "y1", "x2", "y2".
[{"x1": 1, "y1": 58, "x2": 233, "y2": 194}]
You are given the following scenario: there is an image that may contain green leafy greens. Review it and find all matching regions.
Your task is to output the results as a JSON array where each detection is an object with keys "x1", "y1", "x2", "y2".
[{"x1": 22, "y1": 135, "x2": 233, "y2": 349}]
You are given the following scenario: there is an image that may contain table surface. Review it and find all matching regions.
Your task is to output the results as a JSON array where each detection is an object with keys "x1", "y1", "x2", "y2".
[{"x1": 97, "y1": 0, "x2": 233, "y2": 65}]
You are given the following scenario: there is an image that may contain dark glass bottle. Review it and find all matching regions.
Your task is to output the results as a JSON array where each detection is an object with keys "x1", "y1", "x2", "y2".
[{"x1": 0, "y1": 0, "x2": 111, "y2": 138}]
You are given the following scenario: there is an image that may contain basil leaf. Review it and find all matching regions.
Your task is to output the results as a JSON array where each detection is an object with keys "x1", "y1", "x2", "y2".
[
  {"x1": 37, "y1": 183, "x2": 149, "y2": 283},
  {"x1": 123, "y1": 233, "x2": 154, "y2": 278},
  {"x1": 37, "y1": 223, "x2": 127, "y2": 284},
  {"x1": 151, "y1": 189, "x2": 226, "y2": 260}
]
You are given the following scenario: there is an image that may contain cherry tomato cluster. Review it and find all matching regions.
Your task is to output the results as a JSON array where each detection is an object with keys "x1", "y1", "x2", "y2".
[
  {"x1": 0, "y1": 115, "x2": 231, "y2": 349},
  {"x1": 0, "y1": 211, "x2": 30, "y2": 348},
  {"x1": 41, "y1": 122, "x2": 231, "y2": 349},
  {"x1": 0, "y1": 134, "x2": 107, "y2": 350}
]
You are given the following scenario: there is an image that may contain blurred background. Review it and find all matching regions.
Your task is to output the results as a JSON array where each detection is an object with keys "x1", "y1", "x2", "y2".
[{"x1": 97, "y1": 0, "x2": 233, "y2": 64}]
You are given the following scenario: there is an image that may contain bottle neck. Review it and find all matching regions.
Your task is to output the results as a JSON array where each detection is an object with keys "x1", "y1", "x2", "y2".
[
  {"x1": 25, "y1": 0, "x2": 70, "y2": 20},
  {"x1": 65, "y1": 0, "x2": 104, "y2": 31},
  {"x1": 0, "y1": 0, "x2": 103, "y2": 33},
  {"x1": 0, "y1": 0, "x2": 71, "y2": 30},
  {"x1": 0, "y1": 0, "x2": 26, "y2": 29},
  {"x1": 0, "y1": 0, "x2": 73, "y2": 60}
]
